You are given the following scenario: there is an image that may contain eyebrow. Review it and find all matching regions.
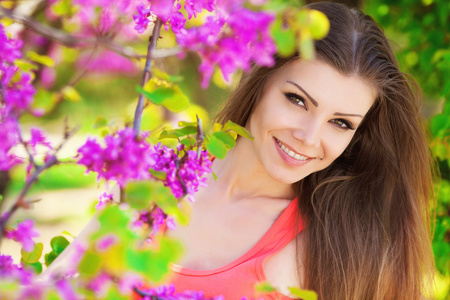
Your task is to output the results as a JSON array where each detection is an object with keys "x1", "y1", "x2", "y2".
[
  {"x1": 287, "y1": 80, "x2": 319, "y2": 107},
  {"x1": 286, "y1": 80, "x2": 364, "y2": 118}
]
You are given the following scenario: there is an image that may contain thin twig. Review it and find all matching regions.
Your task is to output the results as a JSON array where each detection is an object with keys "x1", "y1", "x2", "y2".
[
  {"x1": 15, "y1": 123, "x2": 38, "y2": 169},
  {"x1": 0, "y1": 7, "x2": 180, "y2": 60},
  {"x1": 133, "y1": 19, "x2": 163, "y2": 137},
  {"x1": 196, "y1": 115, "x2": 204, "y2": 160},
  {"x1": 0, "y1": 124, "x2": 79, "y2": 249}
]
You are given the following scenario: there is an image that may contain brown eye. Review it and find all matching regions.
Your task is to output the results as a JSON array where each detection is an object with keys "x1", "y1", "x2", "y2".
[
  {"x1": 331, "y1": 119, "x2": 355, "y2": 130},
  {"x1": 284, "y1": 92, "x2": 306, "y2": 108}
]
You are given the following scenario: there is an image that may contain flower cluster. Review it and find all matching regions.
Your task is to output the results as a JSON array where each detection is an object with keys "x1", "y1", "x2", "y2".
[
  {"x1": 5, "y1": 219, "x2": 40, "y2": 252},
  {"x1": 0, "y1": 254, "x2": 32, "y2": 285},
  {"x1": 178, "y1": 5, "x2": 276, "y2": 87},
  {"x1": 150, "y1": 144, "x2": 212, "y2": 200},
  {"x1": 136, "y1": 283, "x2": 224, "y2": 300},
  {"x1": 132, "y1": 0, "x2": 275, "y2": 88},
  {"x1": 77, "y1": 128, "x2": 154, "y2": 187},
  {"x1": 0, "y1": 118, "x2": 20, "y2": 170},
  {"x1": 0, "y1": 25, "x2": 36, "y2": 117}
]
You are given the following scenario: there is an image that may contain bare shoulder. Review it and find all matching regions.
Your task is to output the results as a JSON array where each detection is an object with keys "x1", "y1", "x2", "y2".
[{"x1": 263, "y1": 235, "x2": 304, "y2": 297}]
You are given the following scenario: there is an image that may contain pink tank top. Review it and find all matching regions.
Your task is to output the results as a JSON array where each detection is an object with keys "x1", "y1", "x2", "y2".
[{"x1": 168, "y1": 198, "x2": 303, "y2": 299}]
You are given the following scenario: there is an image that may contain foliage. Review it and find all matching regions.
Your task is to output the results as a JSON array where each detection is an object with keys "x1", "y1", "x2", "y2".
[{"x1": 365, "y1": 0, "x2": 450, "y2": 287}]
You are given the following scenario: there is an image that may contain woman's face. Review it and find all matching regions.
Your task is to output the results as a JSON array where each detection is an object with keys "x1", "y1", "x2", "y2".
[{"x1": 246, "y1": 59, "x2": 376, "y2": 184}]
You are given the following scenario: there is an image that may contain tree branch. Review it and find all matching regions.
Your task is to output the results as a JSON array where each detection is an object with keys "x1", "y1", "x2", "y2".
[
  {"x1": 133, "y1": 19, "x2": 163, "y2": 137},
  {"x1": 0, "y1": 7, "x2": 180, "y2": 60},
  {"x1": 0, "y1": 125, "x2": 78, "y2": 249}
]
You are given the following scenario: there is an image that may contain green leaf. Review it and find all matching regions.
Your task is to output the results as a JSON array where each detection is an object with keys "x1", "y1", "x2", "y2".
[
  {"x1": 159, "y1": 126, "x2": 197, "y2": 139},
  {"x1": 178, "y1": 121, "x2": 198, "y2": 127},
  {"x1": 136, "y1": 85, "x2": 189, "y2": 113},
  {"x1": 299, "y1": 31, "x2": 315, "y2": 60},
  {"x1": 180, "y1": 136, "x2": 196, "y2": 147},
  {"x1": 78, "y1": 251, "x2": 101, "y2": 276},
  {"x1": 32, "y1": 89, "x2": 59, "y2": 113},
  {"x1": 288, "y1": 287, "x2": 318, "y2": 300},
  {"x1": 431, "y1": 114, "x2": 450, "y2": 138},
  {"x1": 152, "y1": 68, "x2": 184, "y2": 83},
  {"x1": 124, "y1": 181, "x2": 154, "y2": 210},
  {"x1": 27, "y1": 51, "x2": 54, "y2": 67},
  {"x1": 21, "y1": 259, "x2": 42, "y2": 274},
  {"x1": 44, "y1": 251, "x2": 58, "y2": 267},
  {"x1": 206, "y1": 134, "x2": 228, "y2": 159},
  {"x1": 15, "y1": 59, "x2": 38, "y2": 72},
  {"x1": 21, "y1": 242, "x2": 43, "y2": 264},
  {"x1": 61, "y1": 86, "x2": 81, "y2": 102},
  {"x1": 92, "y1": 116, "x2": 109, "y2": 129},
  {"x1": 212, "y1": 131, "x2": 236, "y2": 149},
  {"x1": 51, "y1": 0, "x2": 76, "y2": 17},
  {"x1": 255, "y1": 281, "x2": 277, "y2": 293},
  {"x1": 271, "y1": 17, "x2": 297, "y2": 57},
  {"x1": 50, "y1": 236, "x2": 70, "y2": 255},
  {"x1": 223, "y1": 121, "x2": 254, "y2": 140},
  {"x1": 125, "y1": 237, "x2": 183, "y2": 282},
  {"x1": 149, "y1": 169, "x2": 167, "y2": 180}
]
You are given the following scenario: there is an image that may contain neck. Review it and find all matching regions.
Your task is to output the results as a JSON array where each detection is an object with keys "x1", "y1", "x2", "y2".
[{"x1": 205, "y1": 138, "x2": 295, "y2": 203}]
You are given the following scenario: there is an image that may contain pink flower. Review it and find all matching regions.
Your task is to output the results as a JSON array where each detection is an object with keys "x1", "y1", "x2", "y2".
[
  {"x1": 133, "y1": 3, "x2": 151, "y2": 34},
  {"x1": 29, "y1": 127, "x2": 52, "y2": 153},
  {"x1": 149, "y1": 0, "x2": 175, "y2": 22},
  {"x1": 6, "y1": 219, "x2": 39, "y2": 252}
]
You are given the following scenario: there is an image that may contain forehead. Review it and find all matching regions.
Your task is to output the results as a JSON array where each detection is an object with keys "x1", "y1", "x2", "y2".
[{"x1": 264, "y1": 59, "x2": 377, "y2": 111}]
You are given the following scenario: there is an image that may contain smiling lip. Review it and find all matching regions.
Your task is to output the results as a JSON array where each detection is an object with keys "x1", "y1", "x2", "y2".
[{"x1": 273, "y1": 137, "x2": 314, "y2": 166}]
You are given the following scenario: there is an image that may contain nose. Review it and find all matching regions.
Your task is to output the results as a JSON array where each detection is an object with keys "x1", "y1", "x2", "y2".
[{"x1": 292, "y1": 117, "x2": 322, "y2": 148}]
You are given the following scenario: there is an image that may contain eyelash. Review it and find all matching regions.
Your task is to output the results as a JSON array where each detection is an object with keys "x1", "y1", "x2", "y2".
[{"x1": 283, "y1": 92, "x2": 355, "y2": 131}]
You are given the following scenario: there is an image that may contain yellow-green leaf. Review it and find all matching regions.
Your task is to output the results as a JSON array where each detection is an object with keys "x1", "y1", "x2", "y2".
[
  {"x1": 288, "y1": 287, "x2": 318, "y2": 300},
  {"x1": 212, "y1": 131, "x2": 236, "y2": 149},
  {"x1": 309, "y1": 10, "x2": 330, "y2": 39},
  {"x1": 124, "y1": 181, "x2": 154, "y2": 210},
  {"x1": 27, "y1": 51, "x2": 54, "y2": 67},
  {"x1": 15, "y1": 59, "x2": 38, "y2": 72},
  {"x1": 223, "y1": 121, "x2": 254, "y2": 140},
  {"x1": 21, "y1": 242, "x2": 43, "y2": 264},
  {"x1": 255, "y1": 281, "x2": 277, "y2": 293},
  {"x1": 206, "y1": 134, "x2": 228, "y2": 159},
  {"x1": 79, "y1": 251, "x2": 101, "y2": 276},
  {"x1": 271, "y1": 17, "x2": 297, "y2": 57},
  {"x1": 61, "y1": 86, "x2": 81, "y2": 102},
  {"x1": 299, "y1": 30, "x2": 315, "y2": 60}
]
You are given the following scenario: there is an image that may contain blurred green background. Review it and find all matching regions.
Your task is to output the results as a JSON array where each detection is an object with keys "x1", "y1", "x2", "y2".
[{"x1": 1, "y1": 0, "x2": 448, "y2": 298}]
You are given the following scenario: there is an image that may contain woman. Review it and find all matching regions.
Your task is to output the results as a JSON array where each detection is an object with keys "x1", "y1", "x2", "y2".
[
  {"x1": 163, "y1": 2, "x2": 435, "y2": 299},
  {"x1": 44, "y1": 2, "x2": 434, "y2": 299}
]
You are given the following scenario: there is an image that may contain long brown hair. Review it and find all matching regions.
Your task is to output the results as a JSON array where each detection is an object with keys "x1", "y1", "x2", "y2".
[{"x1": 215, "y1": 2, "x2": 434, "y2": 299}]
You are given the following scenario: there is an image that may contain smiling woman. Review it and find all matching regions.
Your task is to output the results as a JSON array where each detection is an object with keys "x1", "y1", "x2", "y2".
[{"x1": 204, "y1": 1, "x2": 435, "y2": 299}]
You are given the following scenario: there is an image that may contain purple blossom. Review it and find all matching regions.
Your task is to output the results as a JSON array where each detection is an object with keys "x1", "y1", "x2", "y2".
[
  {"x1": 135, "y1": 284, "x2": 225, "y2": 300},
  {"x1": 95, "y1": 233, "x2": 119, "y2": 251},
  {"x1": 0, "y1": 24, "x2": 23, "y2": 63},
  {"x1": 77, "y1": 50, "x2": 138, "y2": 74},
  {"x1": 149, "y1": 0, "x2": 175, "y2": 23},
  {"x1": 0, "y1": 254, "x2": 32, "y2": 284},
  {"x1": 6, "y1": 219, "x2": 39, "y2": 252},
  {"x1": 176, "y1": 7, "x2": 276, "y2": 88},
  {"x1": 29, "y1": 127, "x2": 52, "y2": 153},
  {"x1": 184, "y1": 0, "x2": 216, "y2": 19},
  {"x1": 87, "y1": 272, "x2": 111, "y2": 295},
  {"x1": 149, "y1": 144, "x2": 212, "y2": 199},
  {"x1": 77, "y1": 128, "x2": 153, "y2": 186},
  {"x1": 95, "y1": 192, "x2": 114, "y2": 210},
  {"x1": 55, "y1": 278, "x2": 79, "y2": 300},
  {"x1": 0, "y1": 118, "x2": 21, "y2": 170},
  {"x1": 133, "y1": 3, "x2": 152, "y2": 34}
]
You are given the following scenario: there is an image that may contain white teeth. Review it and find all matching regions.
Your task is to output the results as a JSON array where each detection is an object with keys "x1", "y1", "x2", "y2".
[{"x1": 276, "y1": 139, "x2": 309, "y2": 161}]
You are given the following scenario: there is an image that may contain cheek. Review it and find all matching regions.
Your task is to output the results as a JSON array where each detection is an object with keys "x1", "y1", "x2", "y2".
[{"x1": 323, "y1": 131, "x2": 354, "y2": 161}]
